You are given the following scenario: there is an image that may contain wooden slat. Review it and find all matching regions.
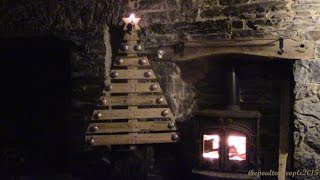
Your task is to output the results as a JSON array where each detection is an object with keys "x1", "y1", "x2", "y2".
[
  {"x1": 92, "y1": 108, "x2": 173, "y2": 120},
  {"x1": 114, "y1": 56, "x2": 151, "y2": 67},
  {"x1": 110, "y1": 69, "x2": 156, "y2": 79},
  {"x1": 110, "y1": 83, "x2": 162, "y2": 93},
  {"x1": 101, "y1": 95, "x2": 168, "y2": 106},
  {"x1": 114, "y1": 56, "x2": 150, "y2": 67},
  {"x1": 86, "y1": 132, "x2": 178, "y2": 145},
  {"x1": 123, "y1": 32, "x2": 139, "y2": 41},
  {"x1": 86, "y1": 121, "x2": 176, "y2": 134}
]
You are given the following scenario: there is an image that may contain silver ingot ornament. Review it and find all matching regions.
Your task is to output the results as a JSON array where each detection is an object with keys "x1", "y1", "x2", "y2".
[
  {"x1": 161, "y1": 109, "x2": 169, "y2": 116},
  {"x1": 150, "y1": 84, "x2": 158, "y2": 91},
  {"x1": 117, "y1": 58, "x2": 124, "y2": 65},
  {"x1": 122, "y1": 45, "x2": 129, "y2": 51},
  {"x1": 91, "y1": 125, "x2": 99, "y2": 132},
  {"x1": 135, "y1": 45, "x2": 142, "y2": 51},
  {"x1": 139, "y1": 59, "x2": 147, "y2": 65},
  {"x1": 144, "y1": 71, "x2": 152, "y2": 78},
  {"x1": 167, "y1": 122, "x2": 175, "y2": 129},
  {"x1": 106, "y1": 85, "x2": 112, "y2": 91},
  {"x1": 101, "y1": 99, "x2": 107, "y2": 105},
  {"x1": 96, "y1": 112, "x2": 102, "y2": 118},
  {"x1": 88, "y1": 138, "x2": 95, "y2": 145},
  {"x1": 111, "y1": 71, "x2": 119, "y2": 78},
  {"x1": 82, "y1": 86, "x2": 87, "y2": 92},
  {"x1": 156, "y1": 97, "x2": 164, "y2": 104},
  {"x1": 171, "y1": 134, "x2": 179, "y2": 141}
]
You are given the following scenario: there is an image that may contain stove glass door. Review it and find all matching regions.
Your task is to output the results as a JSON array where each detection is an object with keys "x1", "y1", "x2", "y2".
[
  {"x1": 203, "y1": 134, "x2": 220, "y2": 159},
  {"x1": 228, "y1": 135, "x2": 246, "y2": 161}
]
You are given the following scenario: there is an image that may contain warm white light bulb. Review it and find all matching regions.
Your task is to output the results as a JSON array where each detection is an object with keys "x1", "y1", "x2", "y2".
[{"x1": 129, "y1": 13, "x2": 135, "y2": 23}]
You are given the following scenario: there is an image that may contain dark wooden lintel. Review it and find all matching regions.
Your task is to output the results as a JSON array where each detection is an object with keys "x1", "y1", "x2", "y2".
[{"x1": 160, "y1": 38, "x2": 315, "y2": 61}]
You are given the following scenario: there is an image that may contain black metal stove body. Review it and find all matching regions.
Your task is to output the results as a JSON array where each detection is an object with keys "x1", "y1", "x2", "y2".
[
  {"x1": 193, "y1": 64, "x2": 261, "y2": 179},
  {"x1": 193, "y1": 110, "x2": 260, "y2": 179}
]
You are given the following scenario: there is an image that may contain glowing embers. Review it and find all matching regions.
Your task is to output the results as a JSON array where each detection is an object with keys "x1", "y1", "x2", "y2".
[
  {"x1": 203, "y1": 134, "x2": 220, "y2": 159},
  {"x1": 228, "y1": 135, "x2": 246, "y2": 161}
]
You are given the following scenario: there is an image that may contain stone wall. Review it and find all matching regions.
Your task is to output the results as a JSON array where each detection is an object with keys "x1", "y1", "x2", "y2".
[
  {"x1": 1, "y1": 0, "x2": 320, "y2": 178},
  {"x1": 293, "y1": 60, "x2": 320, "y2": 180},
  {"x1": 134, "y1": 0, "x2": 319, "y2": 46}
]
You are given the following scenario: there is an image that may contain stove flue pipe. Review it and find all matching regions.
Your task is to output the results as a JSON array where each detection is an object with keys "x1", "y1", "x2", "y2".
[{"x1": 226, "y1": 64, "x2": 240, "y2": 111}]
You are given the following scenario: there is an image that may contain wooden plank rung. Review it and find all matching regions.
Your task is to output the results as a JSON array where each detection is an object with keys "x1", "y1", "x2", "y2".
[
  {"x1": 86, "y1": 132, "x2": 179, "y2": 145},
  {"x1": 114, "y1": 56, "x2": 151, "y2": 67},
  {"x1": 108, "y1": 83, "x2": 162, "y2": 93},
  {"x1": 86, "y1": 121, "x2": 176, "y2": 134},
  {"x1": 110, "y1": 69, "x2": 156, "y2": 79},
  {"x1": 92, "y1": 108, "x2": 173, "y2": 120},
  {"x1": 100, "y1": 95, "x2": 168, "y2": 106}
]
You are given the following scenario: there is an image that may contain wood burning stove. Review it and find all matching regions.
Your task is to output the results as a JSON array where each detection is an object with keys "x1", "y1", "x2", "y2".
[{"x1": 193, "y1": 65, "x2": 261, "y2": 179}]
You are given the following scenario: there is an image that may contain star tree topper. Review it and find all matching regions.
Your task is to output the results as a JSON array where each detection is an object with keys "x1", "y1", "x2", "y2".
[{"x1": 122, "y1": 13, "x2": 141, "y2": 31}]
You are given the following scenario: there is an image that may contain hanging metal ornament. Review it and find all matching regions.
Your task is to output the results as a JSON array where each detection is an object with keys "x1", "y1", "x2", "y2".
[
  {"x1": 144, "y1": 71, "x2": 152, "y2": 78},
  {"x1": 111, "y1": 71, "x2": 119, "y2": 78},
  {"x1": 171, "y1": 134, "x2": 179, "y2": 141},
  {"x1": 106, "y1": 85, "x2": 112, "y2": 91},
  {"x1": 91, "y1": 125, "x2": 99, "y2": 132},
  {"x1": 167, "y1": 122, "x2": 175, "y2": 129},
  {"x1": 88, "y1": 138, "x2": 95, "y2": 145},
  {"x1": 134, "y1": 44, "x2": 142, "y2": 51},
  {"x1": 150, "y1": 84, "x2": 158, "y2": 91},
  {"x1": 122, "y1": 45, "x2": 129, "y2": 51},
  {"x1": 161, "y1": 109, "x2": 169, "y2": 116},
  {"x1": 156, "y1": 97, "x2": 164, "y2": 104},
  {"x1": 139, "y1": 59, "x2": 147, "y2": 65},
  {"x1": 101, "y1": 99, "x2": 107, "y2": 105},
  {"x1": 96, "y1": 112, "x2": 102, "y2": 119},
  {"x1": 117, "y1": 58, "x2": 124, "y2": 65}
]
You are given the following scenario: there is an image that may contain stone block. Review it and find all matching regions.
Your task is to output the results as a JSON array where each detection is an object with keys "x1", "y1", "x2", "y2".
[
  {"x1": 138, "y1": 0, "x2": 166, "y2": 11},
  {"x1": 231, "y1": 29, "x2": 267, "y2": 39},
  {"x1": 141, "y1": 11, "x2": 169, "y2": 26},
  {"x1": 202, "y1": 0, "x2": 218, "y2": 7},
  {"x1": 305, "y1": 30, "x2": 320, "y2": 41},
  {"x1": 294, "y1": 99, "x2": 320, "y2": 120},
  {"x1": 173, "y1": 20, "x2": 230, "y2": 33},
  {"x1": 223, "y1": 1, "x2": 287, "y2": 16},
  {"x1": 294, "y1": 83, "x2": 320, "y2": 101},
  {"x1": 200, "y1": 8, "x2": 222, "y2": 18},
  {"x1": 232, "y1": 20, "x2": 244, "y2": 29},
  {"x1": 294, "y1": 60, "x2": 320, "y2": 83},
  {"x1": 219, "y1": 0, "x2": 249, "y2": 6},
  {"x1": 240, "y1": 13, "x2": 257, "y2": 19}
]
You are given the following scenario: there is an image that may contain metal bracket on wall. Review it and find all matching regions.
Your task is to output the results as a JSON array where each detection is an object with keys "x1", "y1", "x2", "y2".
[{"x1": 277, "y1": 38, "x2": 284, "y2": 55}]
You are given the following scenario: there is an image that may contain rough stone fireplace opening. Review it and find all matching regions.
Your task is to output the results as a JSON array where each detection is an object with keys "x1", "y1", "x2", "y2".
[{"x1": 177, "y1": 54, "x2": 294, "y2": 179}]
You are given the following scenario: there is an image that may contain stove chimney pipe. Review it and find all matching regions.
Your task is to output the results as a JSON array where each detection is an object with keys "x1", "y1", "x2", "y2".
[{"x1": 226, "y1": 64, "x2": 240, "y2": 111}]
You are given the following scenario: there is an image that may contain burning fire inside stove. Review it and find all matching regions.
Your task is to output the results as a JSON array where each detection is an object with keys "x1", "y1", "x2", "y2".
[
  {"x1": 203, "y1": 134, "x2": 246, "y2": 161},
  {"x1": 203, "y1": 135, "x2": 220, "y2": 159},
  {"x1": 228, "y1": 135, "x2": 246, "y2": 161}
]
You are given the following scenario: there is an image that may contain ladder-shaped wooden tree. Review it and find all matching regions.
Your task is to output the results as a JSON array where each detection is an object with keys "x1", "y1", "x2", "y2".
[{"x1": 85, "y1": 14, "x2": 178, "y2": 146}]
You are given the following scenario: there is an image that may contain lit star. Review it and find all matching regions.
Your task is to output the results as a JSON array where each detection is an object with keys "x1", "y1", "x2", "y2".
[{"x1": 122, "y1": 13, "x2": 141, "y2": 30}]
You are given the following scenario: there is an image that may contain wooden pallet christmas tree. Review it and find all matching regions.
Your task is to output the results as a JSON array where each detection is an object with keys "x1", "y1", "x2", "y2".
[{"x1": 85, "y1": 14, "x2": 178, "y2": 146}]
